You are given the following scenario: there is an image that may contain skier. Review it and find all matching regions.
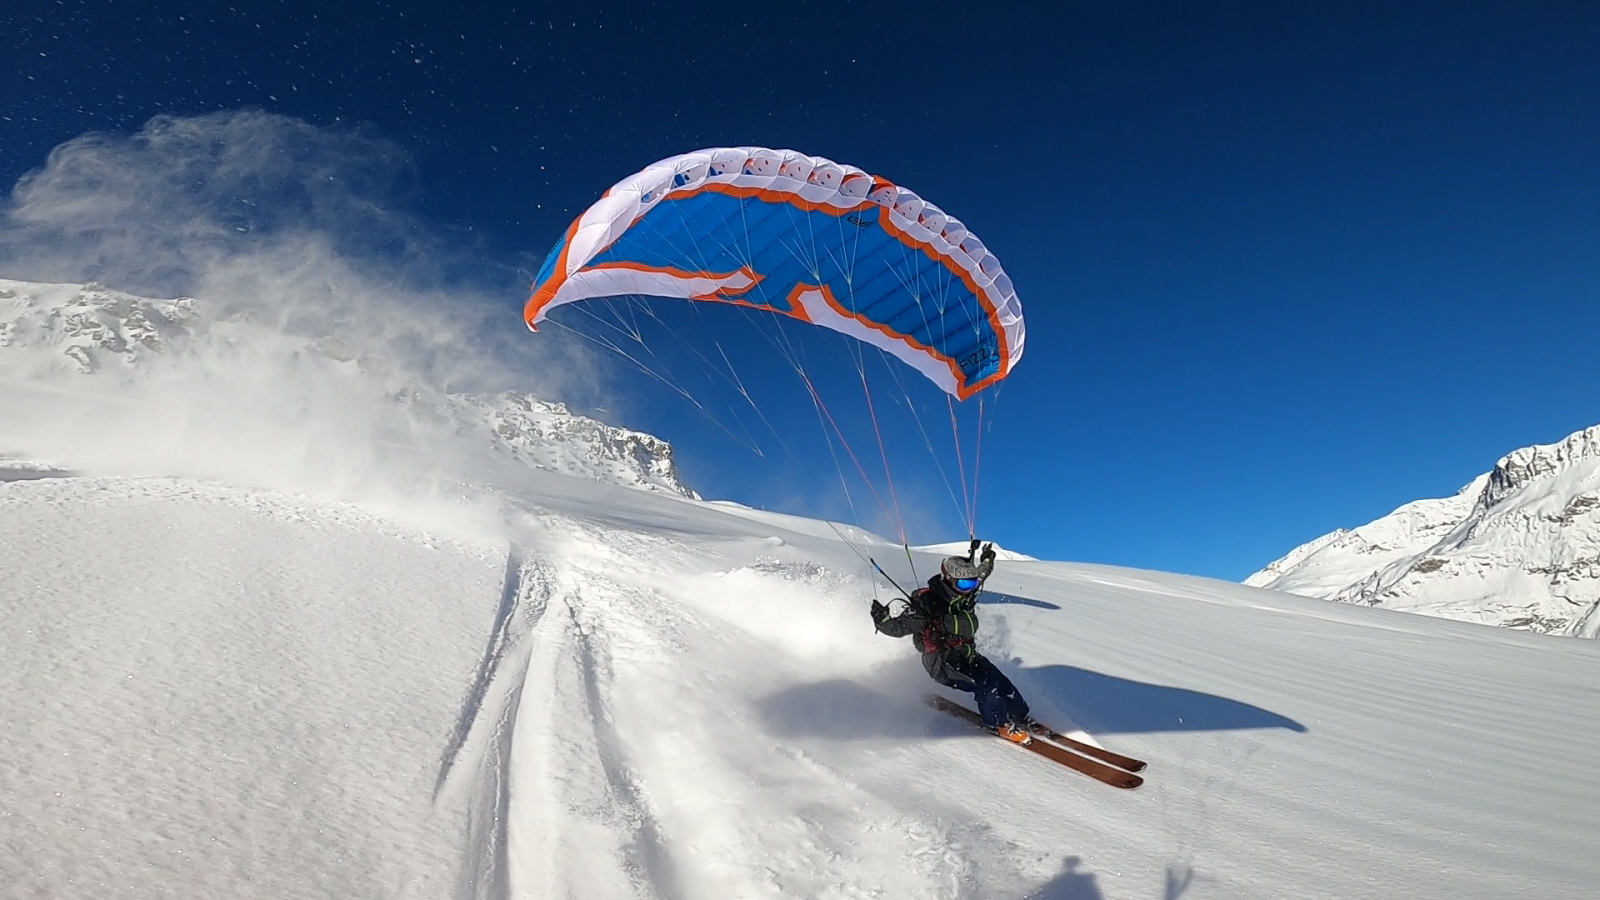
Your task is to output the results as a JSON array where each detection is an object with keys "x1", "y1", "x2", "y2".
[{"x1": 870, "y1": 540, "x2": 1036, "y2": 744}]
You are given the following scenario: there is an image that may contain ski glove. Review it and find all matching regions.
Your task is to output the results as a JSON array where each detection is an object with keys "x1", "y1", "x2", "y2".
[
  {"x1": 969, "y1": 538, "x2": 997, "y2": 566},
  {"x1": 870, "y1": 599, "x2": 890, "y2": 628}
]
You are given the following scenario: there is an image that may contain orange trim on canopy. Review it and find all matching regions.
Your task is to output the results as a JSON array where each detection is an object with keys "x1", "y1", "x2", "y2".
[
  {"x1": 876, "y1": 209, "x2": 1011, "y2": 389},
  {"x1": 789, "y1": 282, "x2": 977, "y2": 398},
  {"x1": 778, "y1": 284, "x2": 819, "y2": 323},
  {"x1": 686, "y1": 181, "x2": 878, "y2": 217},
  {"x1": 583, "y1": 260, "x2": 764, "y2": 296},
  {"x1": 523, "y1": 217, "x2": 583, "y2": 330}
]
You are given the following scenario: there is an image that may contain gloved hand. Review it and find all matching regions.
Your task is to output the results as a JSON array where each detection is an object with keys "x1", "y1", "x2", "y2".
[
  {"x1": 980, "y1": 542, "x2": 996, "y2": 565},
  {"x1": 870, "y1": 599, "x2": 889, "y2": 628}
]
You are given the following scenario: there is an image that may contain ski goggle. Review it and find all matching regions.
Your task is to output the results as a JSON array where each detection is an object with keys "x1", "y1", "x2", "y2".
[{"x1": 951, "y1": 577, "x2": 981, "y2": 593}]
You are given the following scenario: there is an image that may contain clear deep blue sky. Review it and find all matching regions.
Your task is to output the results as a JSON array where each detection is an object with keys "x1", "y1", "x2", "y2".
[{"x1": 5, "y1": 1, "x2": 1599, "y2": 579}]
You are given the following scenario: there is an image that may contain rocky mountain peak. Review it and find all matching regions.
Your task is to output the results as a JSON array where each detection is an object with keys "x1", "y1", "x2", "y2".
[
  {"x1": 1248, "y1": 426, "x2": 1600, "y2": 639},
  {"x1": 1, "y1": 278, "x2": 696, "y2": 499},
  {"x1": 1481, "y1": 425, "x2": 1600, "y2": 511},
  {"x1": 0, "y1": 280, "x2": 197, "y2": 373}
]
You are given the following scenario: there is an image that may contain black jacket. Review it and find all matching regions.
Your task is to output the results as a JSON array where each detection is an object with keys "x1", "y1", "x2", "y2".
[{"x1": 875, "y1": 562, "x2": 994, "y2": 683}]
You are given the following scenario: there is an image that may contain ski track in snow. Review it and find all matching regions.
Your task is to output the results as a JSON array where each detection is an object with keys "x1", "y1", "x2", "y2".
[
  {"x1": 437, "y1": 546, "x2": 535, "y2": 799},
  {"x1": 566, "y1": 595, "x2": 682, "y2": 900},
  {"x1": 435, "y1": 545, "x2": 554, "y2": 900}
]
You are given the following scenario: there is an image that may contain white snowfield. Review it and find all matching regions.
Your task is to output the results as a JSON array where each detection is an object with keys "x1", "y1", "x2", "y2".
[{"x1": 4, "y1": 463, "x2": 1598, "y2": 900}]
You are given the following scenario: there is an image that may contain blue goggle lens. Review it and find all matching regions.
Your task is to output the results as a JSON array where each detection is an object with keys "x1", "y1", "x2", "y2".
[{"x1": 954, "y1": 577, "x2": 981, "y2": 592}]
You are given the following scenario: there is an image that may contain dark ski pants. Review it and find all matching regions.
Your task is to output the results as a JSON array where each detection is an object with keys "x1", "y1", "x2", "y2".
[{"x1": 926, "y1": 650, "x2": 1029, "y2": 728}]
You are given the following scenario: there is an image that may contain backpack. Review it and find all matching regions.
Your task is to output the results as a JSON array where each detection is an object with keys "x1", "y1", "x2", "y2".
[{"x1": 908, "y1": 587, "x2": 974, "y2": 654}]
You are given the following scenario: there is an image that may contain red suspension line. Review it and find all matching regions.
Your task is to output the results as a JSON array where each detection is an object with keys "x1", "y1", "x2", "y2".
[
  {"x1": 946, "y1": 392, "x2": 974, "y2": 538},
  {"x1": 797, "y1": 369, "x2": 894, "y2": 526},
  {"x1": 971, "y1": 395, "x2": 986, "y2": 537},
  {"x1": 854, "y1": 346, "x2": 910, "y2": 548}
]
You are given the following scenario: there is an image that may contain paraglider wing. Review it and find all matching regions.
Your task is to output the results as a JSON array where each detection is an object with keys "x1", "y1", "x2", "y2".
[{"x1": 526, "y1": 147, "x2": 1024, "y2": 399}]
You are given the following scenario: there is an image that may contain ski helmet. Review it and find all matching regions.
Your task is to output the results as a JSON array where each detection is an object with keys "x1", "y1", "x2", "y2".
[{"x1": 940, "y1": 556, "x2": 984, "y2": 594}]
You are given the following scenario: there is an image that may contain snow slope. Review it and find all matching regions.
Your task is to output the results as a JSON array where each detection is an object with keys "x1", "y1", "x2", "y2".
[
  {"x1": 0, "y1": 473, "x2": 507, "y2": 898},
  {"x1": 4, "y1": 275, "x2": 1597, "y2": 899},
  {"x1": 5, "y1": 461, "x2": 1598, "y2": 900},
  {"x1": 1247, "y1": 425, "x2": 1600, "y2": 638}
]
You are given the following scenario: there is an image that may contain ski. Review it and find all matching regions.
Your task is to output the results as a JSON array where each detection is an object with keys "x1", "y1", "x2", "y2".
[
  {"x1": 1023, "y1": 720, "x2": 1147, "y2": 773},
  {"x1": 924, "y1": 695, "x2": 1144, "y2": 790}
]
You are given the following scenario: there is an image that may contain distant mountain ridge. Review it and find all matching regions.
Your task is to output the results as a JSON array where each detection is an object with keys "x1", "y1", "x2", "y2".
[
  {"x1": 913, "y1": 541, "x2": 1036, "y2": 562},
  {"x1": 0, "y1": 278, "x2": 697, "y2": 498},
  {"x1": 1247, "y1": 425, "x2": 1600, "y2": 638}
]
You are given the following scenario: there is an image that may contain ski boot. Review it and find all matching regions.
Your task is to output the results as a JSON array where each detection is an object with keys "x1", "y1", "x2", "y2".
[{"x1": 992, "y1": 721, "x2": 1033, "y2": 745}]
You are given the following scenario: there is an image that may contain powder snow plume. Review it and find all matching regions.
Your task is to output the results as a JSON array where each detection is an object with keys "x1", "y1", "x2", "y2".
[{"x1": 0, "y1": 112, "x2": 621, "y2": 531}]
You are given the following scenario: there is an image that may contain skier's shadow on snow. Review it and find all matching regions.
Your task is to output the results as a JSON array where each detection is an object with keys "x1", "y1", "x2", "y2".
[
  {"x1": 1023, "y1": 664, "x2": 1307, "y2": 735},
  {"x1": 976, "y1": 590, "x2": 1061, "y2": 610},
  {"x1": 759, "y1": 666, "x2": 1302, "y2": 740},
  {"x1": 1032, "y1": 855, "x2": 1104, "y2": 900}
]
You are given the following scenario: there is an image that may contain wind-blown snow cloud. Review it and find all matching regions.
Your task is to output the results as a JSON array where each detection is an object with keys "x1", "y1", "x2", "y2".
[
  {"x1": 0, "y1": 110, "x2": 541, "y2": 391},
  {"x1": 0, "y1": 111, "x2": 600, "y2": 529}
]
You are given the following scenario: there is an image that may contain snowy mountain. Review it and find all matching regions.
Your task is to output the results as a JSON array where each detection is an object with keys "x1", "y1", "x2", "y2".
[
  {"x1": 0, "y1": 278, "x2": 697, "y2": 498},
  {"x1": 1246, "y1": 425, "x2": 1600, "y2": 638}
]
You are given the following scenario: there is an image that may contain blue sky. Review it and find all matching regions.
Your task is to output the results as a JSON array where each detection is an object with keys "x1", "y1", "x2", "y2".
[{"x1": 4, "y1": 1, "x2": 1598, "y2": 580}]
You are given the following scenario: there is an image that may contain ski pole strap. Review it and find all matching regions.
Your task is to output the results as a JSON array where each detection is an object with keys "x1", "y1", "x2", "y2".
[{"x1": 902, "y1": 542, "x2": 919, "y2": 584}]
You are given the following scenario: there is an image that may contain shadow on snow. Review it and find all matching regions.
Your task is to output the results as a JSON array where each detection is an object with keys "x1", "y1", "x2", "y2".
[
  {"x1": 1022, "y1": 664, "x2": 1307, "y2": 735},
  {"x1": 1026, "y1": 855, "x2": 1196, "y2": 899},
  {"x1": 977, "y1": 590, "x2": 1062, "y2": 611},
  {"x1": 1030, "y1": 855, "x2": 1105, "y2": 900},
  {"x1": 758, "y1": 666, "x2": 1303, "y2": 742}
]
